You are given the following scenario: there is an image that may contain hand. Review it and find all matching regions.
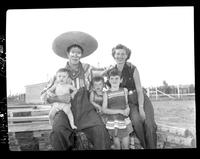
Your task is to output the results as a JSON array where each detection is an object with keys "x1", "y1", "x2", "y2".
[
  {"x1": 53, "y1": 104, "x2": 63, "y2": 112},
  {"x1": 119, "y1": 110, "x2": 128, "y2": 116},
  {"x1": 95, "y1": 106, "x2": 102, "y2": 113},
  {"x1": 47, "y1": 91, "x2": 56, "y2": 97},
  {"x1": 71, "y1": 125, "x2": 77, "y2": 130},
  {"x1": 97, "y1": 107, "x2": 102, "y2": 113},
  {"x1": 70, "y1": 94, "x2": 74, "y2": 100},
  {"x1": 71, "y1": 93, "x2": 76, "y2": 99},
  {"x1": 139, "y1": 106, "x2": 146, "y2": 121},
  {"x1": 58, "y1": 94, "x2": 71, "y2": 104},
  {"x1": 124, "y1": 106, "x2": 130, "y2": 116}
]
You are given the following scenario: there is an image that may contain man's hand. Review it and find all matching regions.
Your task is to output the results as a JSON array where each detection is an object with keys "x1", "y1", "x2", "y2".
[
  {"x1": 53, "y1": 104, "x2": 63, "y2": 112},
  {"x1": 96, "y1": 106, "x2": 102, "y2": 113},
  {"x1": 58, "y1": 94, "x2": 71, "y2": 103}
]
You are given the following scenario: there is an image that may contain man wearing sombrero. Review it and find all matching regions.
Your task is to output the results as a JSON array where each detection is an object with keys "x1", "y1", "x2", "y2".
[{"x1": 41, "y1": 31, "x2": 111, "y2": 150}]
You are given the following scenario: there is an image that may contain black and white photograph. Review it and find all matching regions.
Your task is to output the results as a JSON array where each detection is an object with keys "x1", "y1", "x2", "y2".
[{"x1": 4, "y1": 7, "x2": 196, "y2": 150}]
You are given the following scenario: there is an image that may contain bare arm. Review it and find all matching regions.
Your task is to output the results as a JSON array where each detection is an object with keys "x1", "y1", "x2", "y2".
[
  {"x1": 40, "y1": 76, "x2": 56, "y2": 104},
  {"x1": 133, "y1": 67, "x2": 144, "y2": 108},
  {"x1": 102, "y1": 92, "x2": 124, "y2": 115},
  {"x1": 124, "y1": 88, "x2": 130, "y2": 116},
  {"x1": 133, "y1": 67, "x2": 146, "y2": 120},
  {"x1": 46, "y1": 84, "x2": 56, "y2": 96},
  {"x1": 89, "y1": 91, "x2": 102, "y2": 112}
]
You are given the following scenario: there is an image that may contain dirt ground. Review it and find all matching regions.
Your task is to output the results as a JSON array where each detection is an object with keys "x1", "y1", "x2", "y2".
[{"x1": 152, "y1": 99, "x2": 196, "y2": 137}]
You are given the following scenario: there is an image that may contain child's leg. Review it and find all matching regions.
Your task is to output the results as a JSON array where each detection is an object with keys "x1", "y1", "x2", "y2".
[
  {"x1": 121, "y1": 135, "x2": 130, "y2": 149},
  {"x1": 62, "y1": 104, "x2": 77, "y2": 129},
  {"x1": 113, "y1": 137, "x2": 121, "y2": 149}
]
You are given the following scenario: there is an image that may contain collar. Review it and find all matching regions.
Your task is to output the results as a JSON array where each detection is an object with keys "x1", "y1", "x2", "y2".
[{"x1": 65, "y1": 61, "x2": 84, "y2": 79}]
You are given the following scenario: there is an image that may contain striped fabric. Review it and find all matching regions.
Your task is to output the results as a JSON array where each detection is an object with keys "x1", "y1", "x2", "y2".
[
  {"x1": 105, "y1": 88, "x2": 132, "y2": 132},
  {"x1": 106, "y1": 118, "x2": 131, "y2": 129},
  {"x1": 93, "y1": 91, "x2": 103, "y2": 106},
  {"x1": 70, "y1": 63, "x2": 93, "y2": 90},
  {"x1": 107, "y1": 91, "x2": 125, "y2": 99}
]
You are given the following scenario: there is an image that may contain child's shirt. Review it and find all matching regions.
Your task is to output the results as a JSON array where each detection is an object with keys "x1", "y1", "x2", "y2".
[
  {"x1": 92, "y1": 91, "x2": 104, "y2": 107},
  {"x1": 105, "y1": 88, "x2": 131, "y2": 130},
  {"x1": 106, "y1": 88, "x2": 127, "y2": 121}
]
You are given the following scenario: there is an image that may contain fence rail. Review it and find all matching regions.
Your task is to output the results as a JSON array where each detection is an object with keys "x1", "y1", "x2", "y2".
[
  {"x1": 146, "y1": 87, "x2": 195, "y2": 100},
  {"x1": 7, "y1": 104, "x2": 196, "y2": 150}
]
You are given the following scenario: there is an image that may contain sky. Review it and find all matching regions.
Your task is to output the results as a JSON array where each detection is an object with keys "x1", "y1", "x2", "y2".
[{"x1": 6, "y1": 7, "x2": 195, "y2": 95}]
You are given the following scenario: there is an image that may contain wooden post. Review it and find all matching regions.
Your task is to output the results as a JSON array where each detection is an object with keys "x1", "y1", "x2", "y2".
[
  {"x1": 177, "y1": 85, "x2": 180, "y2": 99},
  {"x1": 156, "y1": 87, "x2": 158, "y2": 100},
  {"x1": 147, "y1": 88, "x2": 150, "y2": 97}
]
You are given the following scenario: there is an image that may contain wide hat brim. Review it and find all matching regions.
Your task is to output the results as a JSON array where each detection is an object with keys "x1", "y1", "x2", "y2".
[{"x1": 52, "y1": 31, "x2": 98, "y2": 59}]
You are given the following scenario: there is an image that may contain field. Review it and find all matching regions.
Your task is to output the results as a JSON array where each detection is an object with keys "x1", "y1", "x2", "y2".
[
  {"x1": 7, "y1": 98, "x2": 196, "y2": 150},
  {"x1": 152, "y1": 99, "x2": 196, "y2": 137}
]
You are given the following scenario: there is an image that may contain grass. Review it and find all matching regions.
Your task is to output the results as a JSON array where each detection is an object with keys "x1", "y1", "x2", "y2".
[{"x1": 152, "y1": 99, "x2": 196, "y2": 136}]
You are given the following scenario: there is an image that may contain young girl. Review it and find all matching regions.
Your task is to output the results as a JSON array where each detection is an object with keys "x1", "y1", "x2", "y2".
[
  {"x1": 47, "y1": 68, "x2": 77, "y2": 129},
  {"x1": 102, "y1": 68, "x2": 133, "y2": 149},
  {"x1": 89, "y1": 76, "x2": 107, "y2": 124}
]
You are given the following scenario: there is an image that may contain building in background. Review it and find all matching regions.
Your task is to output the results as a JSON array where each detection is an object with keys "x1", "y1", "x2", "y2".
[
  {"x1": 7, "y1": 82, "x2": 195, "y2": 105},
  {"x1": 25, "y1": 82, "x2": 47, "y2": 104}
]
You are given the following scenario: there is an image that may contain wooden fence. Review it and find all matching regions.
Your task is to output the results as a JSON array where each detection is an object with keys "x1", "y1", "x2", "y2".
[
  {"x1": 7, "y1": 104, "x2": 196, "y2": 151},
  {"x1": 146, "y1": 87, "x2": 195, "y2": 100}
]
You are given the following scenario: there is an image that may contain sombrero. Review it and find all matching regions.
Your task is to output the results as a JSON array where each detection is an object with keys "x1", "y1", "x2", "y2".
[{"x1": 52, "y1": 31, "x2": 98, "y2": 59}]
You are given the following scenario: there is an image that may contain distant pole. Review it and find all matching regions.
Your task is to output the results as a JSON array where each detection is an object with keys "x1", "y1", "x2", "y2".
[
  {"x1": 177, "y1": 85, "x2": 180, "y2": 99},
  {"x1": 147, "y1": 88, "x2": 150, "y2": 97},
  {"x1": 97, "y1": 62, "x2": 100, "y2": 68},
  {"x1": 155, "y1": 87, "x2": 158, "y2": 100}
]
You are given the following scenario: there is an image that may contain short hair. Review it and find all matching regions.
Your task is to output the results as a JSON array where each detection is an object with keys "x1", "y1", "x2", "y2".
[
  {"x1": 108, "y1": 68, "x2": 121, "y2": 78},
  {"x1": 67, "y1": 44, "x2": 84, "y2": 54},
  {"x1": 112, "y1": 44, "x2": 132, "y2": 61},
  {"x1": 90, "y1": 76, "x2": 104, "y2": 87}
]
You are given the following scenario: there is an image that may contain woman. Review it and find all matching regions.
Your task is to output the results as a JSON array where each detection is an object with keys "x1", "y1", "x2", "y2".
[
  {"x1": 41, "y1": 31, "x2": 111, "y2": 150},
  {"x1": 105, "y1": 44, "x2": 157, "y2": 149}
]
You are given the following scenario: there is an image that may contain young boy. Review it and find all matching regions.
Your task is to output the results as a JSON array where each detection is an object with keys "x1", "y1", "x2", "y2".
[
  {"x1": 89, "y1": 76, "x2": 107, "y2": 124},
  {"x1": 102, "y1": 68, "x2": 133, "y2": 149},
  {"x1": 47, "y1": 68, "x2": 77, "y2": 129}
]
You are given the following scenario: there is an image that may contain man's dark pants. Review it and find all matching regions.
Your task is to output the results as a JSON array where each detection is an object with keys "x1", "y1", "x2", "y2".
[{"x1": 50, "y1": 111, "x2": 111, "y2": 150}]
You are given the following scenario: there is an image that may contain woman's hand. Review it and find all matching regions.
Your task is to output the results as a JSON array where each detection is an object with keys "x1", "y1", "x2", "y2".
[{"x1": 139, "y1": 106, "x2": 146, "y2": 121}]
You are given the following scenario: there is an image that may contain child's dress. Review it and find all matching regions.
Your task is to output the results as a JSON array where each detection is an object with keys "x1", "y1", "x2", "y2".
[
  {"x1": 105, "y1": 88, "x2": 133, "y2": 138},
  {"x1": 92, "y1": 91, "x2": 108, "y2": 124}
]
